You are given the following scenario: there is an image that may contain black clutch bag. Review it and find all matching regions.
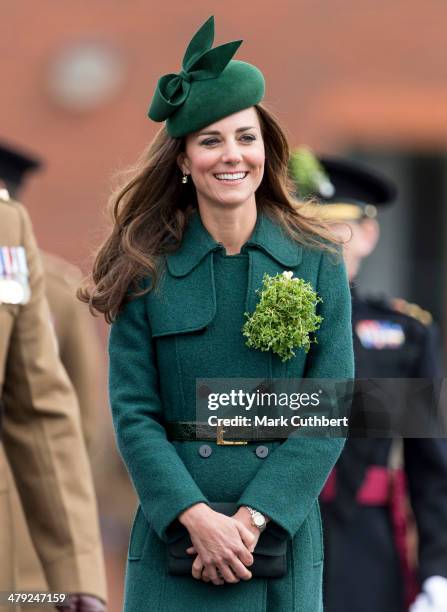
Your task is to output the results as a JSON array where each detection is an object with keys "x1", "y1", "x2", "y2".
[{"x1": 166, "y1": 502, "x2": 288, "y2": 578}]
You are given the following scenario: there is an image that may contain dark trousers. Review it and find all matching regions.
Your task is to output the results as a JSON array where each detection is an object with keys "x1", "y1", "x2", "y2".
[{"x1": 322, "y1": 505, "x2": 405, "y2": 612}]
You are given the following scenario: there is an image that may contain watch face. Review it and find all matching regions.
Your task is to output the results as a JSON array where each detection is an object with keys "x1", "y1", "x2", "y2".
[{"x1": 254, "y1": 514, "x2": 265, "y2": 527}]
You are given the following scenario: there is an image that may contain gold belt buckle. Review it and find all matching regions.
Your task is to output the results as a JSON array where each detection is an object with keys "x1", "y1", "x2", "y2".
[{"x1": 216, "y1": 425, "x2": 248, "y2": 445}]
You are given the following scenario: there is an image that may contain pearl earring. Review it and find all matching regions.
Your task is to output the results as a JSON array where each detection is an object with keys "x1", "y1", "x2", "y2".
[{"x1": 182, "y1": 173, "x2": 189, "y2": 184}]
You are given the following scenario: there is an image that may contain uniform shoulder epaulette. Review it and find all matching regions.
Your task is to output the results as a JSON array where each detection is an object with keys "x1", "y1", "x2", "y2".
[
  {"x1": 390, "y1": 297, "x2": 433, "y2": 326},
  {"x1": 361, "y1": 293, "x2": 433, "y2": 326}
]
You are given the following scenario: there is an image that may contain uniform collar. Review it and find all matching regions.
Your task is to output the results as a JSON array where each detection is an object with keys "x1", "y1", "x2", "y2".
[{"x1": 167, "y1": 209, "x2": 302, "y2": 278}]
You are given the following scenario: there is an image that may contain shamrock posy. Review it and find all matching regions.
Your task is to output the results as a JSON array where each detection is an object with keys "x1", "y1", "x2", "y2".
[{"x1": 242, "y1": 270, "x2": 323, "y2": 362}]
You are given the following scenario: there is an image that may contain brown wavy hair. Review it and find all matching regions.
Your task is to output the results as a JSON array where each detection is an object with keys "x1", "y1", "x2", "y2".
[{"x1": 78, "y1": 103, "x2": 340, "y2": 323}]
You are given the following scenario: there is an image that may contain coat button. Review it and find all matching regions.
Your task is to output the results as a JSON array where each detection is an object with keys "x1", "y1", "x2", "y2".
[
  {"x1": 199, "y1": 444, "x2": 212, "y2": 458},
  {"x1": 255, "y1": 445, "x2": 269, "y2": 459}
]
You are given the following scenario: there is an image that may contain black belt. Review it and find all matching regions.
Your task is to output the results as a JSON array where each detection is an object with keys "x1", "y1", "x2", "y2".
[{"x1": 165, "y1": 421, "x2": 299, "y2": 444}]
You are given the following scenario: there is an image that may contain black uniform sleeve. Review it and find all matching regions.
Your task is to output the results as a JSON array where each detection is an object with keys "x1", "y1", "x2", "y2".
[{"x1": 404, "y1": 323, "x2": 447, "y2": 581}]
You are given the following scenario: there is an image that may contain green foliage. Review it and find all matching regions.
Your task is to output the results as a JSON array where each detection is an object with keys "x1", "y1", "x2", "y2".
[
  {"x1": 242, "y1": 271, "x2": 323, "y2": 362},
  {"x1": 289, "y1": 147, "x2": 334, "y2": 199}
]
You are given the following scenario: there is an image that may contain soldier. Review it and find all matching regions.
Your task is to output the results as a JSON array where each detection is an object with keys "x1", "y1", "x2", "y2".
[
  {"x1": 0, "y1": 142, "x2": 104, "y2": 448},
  {"x1": 290, "y1": 149, "x2": 447, "y2": 612},
  {"x1": 0, "y1": 189, "x2": 106, "y2": 611},
  {"x1": 0, "y1": 142, "x2": 106, "y2": 599}
]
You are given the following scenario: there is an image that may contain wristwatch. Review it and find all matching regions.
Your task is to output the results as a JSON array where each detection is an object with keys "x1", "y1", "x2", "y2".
[{"x1": 246, "y1": 506, "x2": 267, "y2": 532}]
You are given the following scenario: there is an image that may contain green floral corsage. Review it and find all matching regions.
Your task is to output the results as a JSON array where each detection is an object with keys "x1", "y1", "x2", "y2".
[{"x1": 242, "y1": 270, "x2": 323, "y2": 362}]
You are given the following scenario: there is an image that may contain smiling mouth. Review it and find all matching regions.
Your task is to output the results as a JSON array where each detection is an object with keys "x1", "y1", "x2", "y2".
[{"x1": 214, "y1": 171, "x2": 248, "y2": 181}]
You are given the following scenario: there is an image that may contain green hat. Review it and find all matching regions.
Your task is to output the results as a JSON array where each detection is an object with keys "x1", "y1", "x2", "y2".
[{"x1": 148, "y1": 16, "x2": 265, "y2": 138}]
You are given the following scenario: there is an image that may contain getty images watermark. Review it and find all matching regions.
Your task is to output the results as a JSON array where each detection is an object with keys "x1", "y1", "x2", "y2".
[
  {"x1": 195, "y1": 378, "x2": 353, "y2": 439},
  {"x1": 206, "y1": 387, "x2": 349, "y2": 430},
  {"x1": 195, "y1": 378, "x2": 447, "y2": 439}
]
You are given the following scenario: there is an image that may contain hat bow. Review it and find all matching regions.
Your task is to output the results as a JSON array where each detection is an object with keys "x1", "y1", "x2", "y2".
[{"x1": 149, "y1": 16, "x2": 242, "y2": 122}]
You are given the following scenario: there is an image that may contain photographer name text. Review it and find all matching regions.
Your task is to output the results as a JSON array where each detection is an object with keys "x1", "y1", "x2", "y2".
[{"x1": 207, "y1": 415, "x2": 349, "y2": 427}]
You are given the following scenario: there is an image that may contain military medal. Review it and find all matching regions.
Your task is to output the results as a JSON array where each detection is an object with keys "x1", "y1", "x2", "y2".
[
  {"x1": 0, "y1": 246, "x2": 30, "y2": 305},
  {"x1": 355, "y1": 319, "x2": 405, "y2": 349}
]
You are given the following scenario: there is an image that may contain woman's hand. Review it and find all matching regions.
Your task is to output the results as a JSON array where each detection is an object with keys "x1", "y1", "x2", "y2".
[
  {"x1": 194, "y1": 507, "x2": 265, "y2": 584},
  {"x1": 178, "y1": 503, "x2": 255, "y2": 585}
]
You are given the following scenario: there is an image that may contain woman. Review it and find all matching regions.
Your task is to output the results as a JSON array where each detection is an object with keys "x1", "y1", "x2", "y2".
[{"x1": 81, "y1": 16, "x2": 354, "y2": 612}]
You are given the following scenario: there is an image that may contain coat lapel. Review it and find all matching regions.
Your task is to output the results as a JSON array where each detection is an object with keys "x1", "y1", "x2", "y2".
[
  {"x1": 147, "y1": 209, "x2": 303, "y2": 337},
  {"x1": 148, "y1": 212, "x2": 220, "y2": 337},
  {"x1": 244, "y1": 213, "x2": 302, "y2": 312}
]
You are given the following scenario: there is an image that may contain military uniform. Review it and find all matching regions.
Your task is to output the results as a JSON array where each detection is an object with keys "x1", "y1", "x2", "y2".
[
  {"x1": 289, "y1": 149, "x2": 447, "y2": 611},
  {"x1": 321, "y1": 290, "x2": 447, "y2": 612},
  {"x1": 0, "y1": 194, "x2": 106, "y2": 609},
  {"x1": 11, "y1": 252, "x2": 106, "y2": 597},
  {"x1": 0, "y1": 142, "x2": 106, "y2": 603}
]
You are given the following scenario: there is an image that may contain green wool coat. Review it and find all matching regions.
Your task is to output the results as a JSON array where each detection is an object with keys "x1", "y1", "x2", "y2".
[{"x1": 108, "y1": 210, "x2": 354, "y2": 612}]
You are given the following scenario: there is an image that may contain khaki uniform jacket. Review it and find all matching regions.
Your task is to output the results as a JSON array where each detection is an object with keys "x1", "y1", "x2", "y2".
[
  {"x1": 0, "y1": 198, "x2": 106, "y2": 603},
  {"x1": 10, "y1": 252, "x2": 106, "y2": 596}
]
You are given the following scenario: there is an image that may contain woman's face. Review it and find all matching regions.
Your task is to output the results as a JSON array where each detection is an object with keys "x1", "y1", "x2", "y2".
[{"x1": 178, "y1": 107, "x2": 265, "y2": 211}]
